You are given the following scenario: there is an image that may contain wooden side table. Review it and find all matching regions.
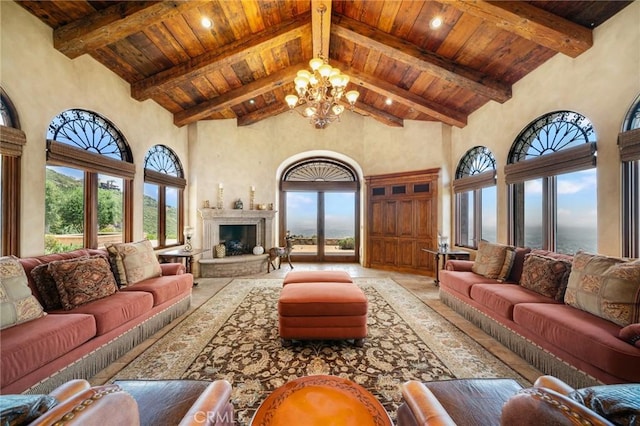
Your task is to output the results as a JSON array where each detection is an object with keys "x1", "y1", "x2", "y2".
[
  {"x1": 157, "y1": 248, "x2": 209, "y2": 286},
  {"x1": 422, "y1": 248, "x2": 470, "y2": 286}
]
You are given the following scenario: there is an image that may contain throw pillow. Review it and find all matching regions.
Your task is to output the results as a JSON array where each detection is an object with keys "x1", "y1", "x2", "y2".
[
  {"x1": 30, "y1": 262, "x2": 65, "y2": 310},
  {"x1": 472, "y1": 241, "x2": 516, "y2": 281},
  {"x1": 111, "y1": 239, "x2": 162, "y2": 285},
  {"x1": 0, "y1": 394, "x2": 58, "y2": 425},
  {"x1": 0, "y1": 256, "x2": 46, "y2": 329},
  {"x1": 520, "y1": 253, "x2": 572, "y2": 300},
  {"x1": 619, "y1": 323, "x2": 640, "y2": 348},
  {"x1": 569, "y1": 384, "x2": 640, "y2": 426},
  {"x1": 564, "y1": 252, "x2": 640, "y2": 327},
  {"x1": 105, "y1": 243, "x2": 127, "y2": 287},
  {"x1": 48, "y1": 255, "x2": 118, "y2": 310}
]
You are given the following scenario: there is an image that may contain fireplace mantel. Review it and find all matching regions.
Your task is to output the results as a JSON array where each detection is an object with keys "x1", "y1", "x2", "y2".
[{"x1": 198, "y1": 208, "x2": 277, "y2": 259}]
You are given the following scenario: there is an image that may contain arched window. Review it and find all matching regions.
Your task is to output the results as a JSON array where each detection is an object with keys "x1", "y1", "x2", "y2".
[
  {"x1": 45, "y1": 109, "x2": 134, "y2": 253},
  {"x1": 453, "y1": 146, "x2": 497, "y2": 248},
  {"x1": 620, "y1": 94, "x2": 640, "y2": 258},
  {"x1": 506, "y1": 111, "x2": 597, "y2": 254},
  {"x1": 0, "y1": 88, "x2": 24, "y2": 255},
  {"x1": 143, "y1": 145, "x2": 186, "y2": 248},
  {"x1": 280, "y1": 158, "x2": 359, "y2": 262}
]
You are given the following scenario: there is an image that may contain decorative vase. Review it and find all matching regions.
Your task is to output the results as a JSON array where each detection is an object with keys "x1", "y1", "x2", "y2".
[
  {"x1": 253, "y1": 245, "x2": 264, "y2": 255},
  {"x1": 215, "y1": 242, "x2": 226, "y2": 258}
]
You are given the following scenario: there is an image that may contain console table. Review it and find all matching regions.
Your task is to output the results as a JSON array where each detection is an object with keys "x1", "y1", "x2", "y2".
[{"x1": 422, "y1": 248, "x2": 470, "y2": 285}]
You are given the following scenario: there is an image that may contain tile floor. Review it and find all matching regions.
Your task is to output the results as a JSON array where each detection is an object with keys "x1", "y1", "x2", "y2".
[{"x1": 90, "y1": 263, "x2": 542, "y2": 385}]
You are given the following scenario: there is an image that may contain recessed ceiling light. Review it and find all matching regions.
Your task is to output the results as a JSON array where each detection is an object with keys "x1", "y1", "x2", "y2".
[
  {"x1": 430, "y1": 16, "x2": 443, "y2": 29},
  {"x1": 201, "y1": 17, "x2": 213, "y2": 29},
  {"x1": 385, "y1": 98, "x2": 393, "y2": 105},
  {"x1": 249, "y1": 99, "x2": 255, "y2": 105}
]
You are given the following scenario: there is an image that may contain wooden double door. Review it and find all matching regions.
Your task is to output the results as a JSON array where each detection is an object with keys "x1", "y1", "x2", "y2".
[{"x1": 365, "y1": 169, "x2": 439, "y2": 275}]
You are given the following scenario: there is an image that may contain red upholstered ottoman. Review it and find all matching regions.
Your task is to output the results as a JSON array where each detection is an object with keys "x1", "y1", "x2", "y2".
[
  {"x1": 278, "y1": 278, "x2": 368, "y2": 347},
  {"x1": 282, "y1": 270, "x2": 353, "y2": 285}
]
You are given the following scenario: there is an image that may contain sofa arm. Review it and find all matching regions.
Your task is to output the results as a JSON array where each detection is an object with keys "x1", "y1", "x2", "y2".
[
  {"x1": 444, "y1": 259, "x2": 474, "y2": 272},
  {"x1": 400, "y1": 381, "x2": 456, "y2": 426},
  {"x1": 501, "y1": 387, "x2": 614, "y2": 426},
  {"x1": 179, "y1": 380, "x2": 233, "y2": 426},
  {"x1": 160, "y1": 262, "x2": 186, "y2": 276},
  {"x1": 47, "y1": 379, "x2": 92, "y2": 402},
  {"x1": 533, "y1": 375, "x2": 576, "y2": 396}
]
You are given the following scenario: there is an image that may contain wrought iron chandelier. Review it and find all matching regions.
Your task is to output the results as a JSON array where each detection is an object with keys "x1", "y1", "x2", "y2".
[{"x1": 284, "y1": 5, "x2": 359, "y2": 129}]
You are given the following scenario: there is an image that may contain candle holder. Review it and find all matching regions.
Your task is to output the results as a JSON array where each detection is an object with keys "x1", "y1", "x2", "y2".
[
  {"x1": 250, "y1": 187, "x2": 255, "y2": 210},
  {"x1": 183, "y1": 226, "x2": 194, "y2": 252}
]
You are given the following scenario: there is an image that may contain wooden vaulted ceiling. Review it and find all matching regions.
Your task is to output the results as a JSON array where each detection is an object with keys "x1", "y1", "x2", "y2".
[{"x1": 17, "y1": 1, "x2": 631, "y2": 129}]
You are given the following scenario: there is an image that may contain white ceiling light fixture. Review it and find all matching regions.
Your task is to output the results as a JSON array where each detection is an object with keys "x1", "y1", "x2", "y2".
[
  {"x1": 385, "y1": 98, "x2": 393, "y2": 105},
  {"x1": 430, "y1": 16, "x2": 443, "y2": 29},
  {"x1": 284, "y1": 5, "x2": 359, "y2": 129},
  {"x1": 201, "y1": 17, "x2": 213, "y2": 29}
]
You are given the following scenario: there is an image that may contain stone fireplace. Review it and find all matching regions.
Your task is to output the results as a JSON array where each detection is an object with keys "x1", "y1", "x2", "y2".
[{"x1": 198, "y1": 209, "x2": 277, "y2": 277}]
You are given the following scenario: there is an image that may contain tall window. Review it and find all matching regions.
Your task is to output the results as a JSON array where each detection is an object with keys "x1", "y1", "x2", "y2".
[
  {"x1": 620, "y1": 94, "x2": 640, "y2": 258},
  {"x1": 506, "y1": 111, "x2": 597, "y2": 254},
  {"x1": 454, "y1": 146, "x2": 497, "y2": 248},
  {"x1": 45, "y1": 109, "x2": 134, "y2": 253},
  {"x1": 143, "y1": 145, "x2": 185, "y2": 248},
  {"x1": 0, "y1": 88, "x2": 24, "y2": 255}
]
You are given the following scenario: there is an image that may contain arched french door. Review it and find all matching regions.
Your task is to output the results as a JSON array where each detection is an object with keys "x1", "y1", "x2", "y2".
[{"x1": 279, "y1": 158, "x2": 360, "y2": 262}]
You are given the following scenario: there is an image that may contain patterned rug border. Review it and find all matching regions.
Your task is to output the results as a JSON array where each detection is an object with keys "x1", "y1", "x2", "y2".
[{"x1": 112, "y1": 277, "x2": 527, "y2": 385}]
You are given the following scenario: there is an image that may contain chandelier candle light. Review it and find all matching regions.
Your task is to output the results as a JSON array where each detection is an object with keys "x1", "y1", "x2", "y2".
[{"x1": 284, "y1": 5, "x2": 359, "y2": 129}]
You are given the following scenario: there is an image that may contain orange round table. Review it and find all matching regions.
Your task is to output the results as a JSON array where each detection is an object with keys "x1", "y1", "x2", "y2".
[{"x1": 250, "y1": 375, "x2": 392, "y2": 426}]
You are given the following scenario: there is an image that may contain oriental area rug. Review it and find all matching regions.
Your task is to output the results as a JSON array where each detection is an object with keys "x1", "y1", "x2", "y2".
[{"x1": 111, "y1": 278, "x2": 526, "y2": 424}]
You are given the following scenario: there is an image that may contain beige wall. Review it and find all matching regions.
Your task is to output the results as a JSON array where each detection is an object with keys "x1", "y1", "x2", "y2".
[
  {"x1": 2, "y1": 0, "x2": 637, "y2": 258},
  {"x1": 450, "y1": 1, "x2": 640, "y2": 256}
]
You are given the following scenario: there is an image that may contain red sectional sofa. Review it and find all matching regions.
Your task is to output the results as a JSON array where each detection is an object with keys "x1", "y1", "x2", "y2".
[
  {"x1": 439, "y1": 249, "x2": 640, "y2": 388},
  {"x1": 1, "y1": 248, "x2": 192, "y2": 394}
]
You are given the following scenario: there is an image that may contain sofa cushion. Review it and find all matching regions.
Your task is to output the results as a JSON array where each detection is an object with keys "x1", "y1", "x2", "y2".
[
  {"x1": 30, "y1": 263, "x2": 64, "y2": 311},
  {"x1": 120, "y1": 274, "x2": 192, "y2": 306},
  {"x1": 0, "y1": 256, "x2": 46, "y2": 329},
  {"x1": 439, "y1": 270, "x2": 504, "y2": 298},
  {"x1": 0, "y1": 313, "x2": 96, "y2": 387},
  {"x1": 520, "y1": 253, "x2": 572, "y2": 301},
  {"x1": 513, "y1": 303, "x2": 640, "y2": 383},
  {"x1": 472, "y1": 242, "x2": 516, "y2": 281},
  {"x1": 51, "y1": 291, "x2": 154, "y2": 336},
  {"x1": 619, "y1": 323, "x2": 640, "y2": 348},
  {"x1": 110, "y1": 240, "x2": 162, "y2": 286},
  {"x1": 564, "y1": 252, "x2": 640, "y2": 327},
  {"x1": 470, "y1": 284, "x2": 560, "y2": 320},
  {"x1": 569, "y1": 384, "x2": 640, "y2": 426},
  {"x1": 48, "y1": 255, "x2": 118, "y2": 310}
]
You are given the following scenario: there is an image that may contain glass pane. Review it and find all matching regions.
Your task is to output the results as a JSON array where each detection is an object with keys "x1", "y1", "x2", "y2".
[
  {"x1": 324, "y1": 192, "x2": 355, "y2": 256},
  {"x1": 286, "y1": 191, "x2": 317, "y2": 255},
  {"x1": 557, "y1": 169, "x2": 597, "y2": 254},
  {"x1": 481, "y1": 186, "x2": 497, "y2": 243},
  {"x1": 524, "y1": 178, "x2": 543, "y2": 249},
  {"x1": 165, "y1": 187, "x2": 179, "y2": 246},
  {"x1": 457, "y1": 191, "x2": 474, "y2": 247},
  {"x1": 97, "y1": 174, "x2": 124, "y2": 247},
  {"x1": 144, "y1": 183, "x2": 159, "y2": 247},
  {"x1": 45, "y1": 166, "x2": 84, "y2": 254}
]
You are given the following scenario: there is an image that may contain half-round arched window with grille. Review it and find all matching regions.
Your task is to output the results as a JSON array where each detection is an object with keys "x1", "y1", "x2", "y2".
[
  {"x1": 455, "y1": 146, "x2": 496, "y2": 179},
  {"x1": 45, "y1": 109, "x2": 134, "y2": 252},
  {"x1": 506, "y1": 110, "x2": 598, "y2": 254},
  {"x1": 143, "y1": 145, "x2": 186, "y2": 248},
  {"x1": 283, "y1": 158, "x2": 357, "y2": 182}
]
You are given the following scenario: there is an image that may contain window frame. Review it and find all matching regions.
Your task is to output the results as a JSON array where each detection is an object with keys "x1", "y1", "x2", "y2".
[
  {"x1": 45, "y1": 109, "x2": 134, "y2": 249},
  {"x1": 453, "y1": 146, "x2": 497, "y2": 249},
  {"x1": 620, "y1": 94, "x2": 640, "y2": 258},
  {"x1": 143, "y1": 145, "x2": 186, "y2": 249}
]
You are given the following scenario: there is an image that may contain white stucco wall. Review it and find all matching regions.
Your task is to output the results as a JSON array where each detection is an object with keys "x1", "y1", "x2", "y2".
[
  {"x1": 1, "y1": 1, "x2": 189, "y2": 256},
  {"x1": 450, "y1": 1, "x2": 640, "y2": 256}
]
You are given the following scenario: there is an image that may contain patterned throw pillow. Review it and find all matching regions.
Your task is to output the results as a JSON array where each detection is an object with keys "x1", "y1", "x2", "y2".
[
  {"x1": 111, "y1": 239, "x2": 162, "y2": 285},
  {"x1": 48, "y1": 255, "x2": 118, "y2": 310},
  {"x1": 0, "y1": 256, "x2": 46, "y2": 329},
  {"x1": 520, "y1": 253, "x2": 572, "y2": 300},
  {"x1": 105, "y1": 243, "x2": 127, "y2": 287},
  {"x1": 564, "y1": 252, "x2": 640, "y2": 327},
  {"x1": 30, "y1": 262, "x2": 65, "y2": 310},
  {"x1": 619, "y1": 323, "x2": 640, "y2": 348},
  {"x1": 472, "y1": 241, "x2": 516, "y2": 281}
]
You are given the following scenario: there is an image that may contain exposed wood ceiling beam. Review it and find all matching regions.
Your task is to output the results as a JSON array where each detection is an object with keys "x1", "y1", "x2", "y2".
[
  {"x1": 237, "y1": 103, "x2": 291, "y2": 127},
  {"x1": 332, "y1": 15, "x2": 511, "y2": 103},
  {"x1": 311, "y1": 0, "x2": 331, "y2": 58},
  {"x1": 133, "y1": 15, "x2": 311, "y2": 101},
  {"x1": 334, "y1": 61, "x2": 467, "y2": 128},
  {"x1": 349, "y1": 103, "x2": 404, "y2": 128},
  {"x1": 174, "y1": 65, "x2": 300, "y2": 127},
  {"x1": 54, "y1": 1, "x2": 207, "y2": 59},
  {"x1": 447, "y1": 1, "x2": 592, "y2": 58}
]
